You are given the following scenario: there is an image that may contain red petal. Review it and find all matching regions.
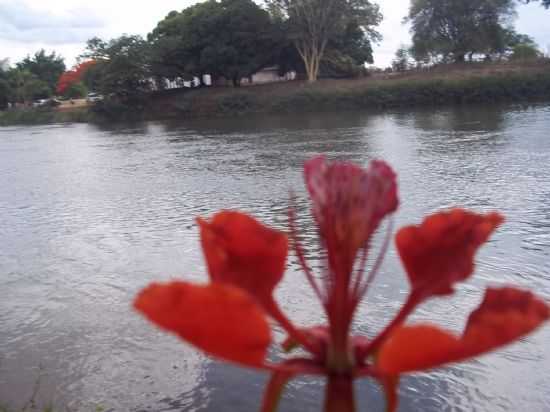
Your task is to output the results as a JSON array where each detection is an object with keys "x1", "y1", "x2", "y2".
[
  {"x1": 396, "y1": 209, "x2": 503, "y2": 299},
  {"x1": 377, "y1": 287, "x2": 549, "y2": 375},
  {"x1": 304, "y1": 156, "x2": 398, "y2": 272},
  {"x1": 134, "y1": 281, "x2": 272, "y2": 367},
  {"x1": 198, "y1": 211, "x2": 288, "y2": 309}
]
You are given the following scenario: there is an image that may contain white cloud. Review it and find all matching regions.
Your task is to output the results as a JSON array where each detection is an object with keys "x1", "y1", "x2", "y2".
[
  {"x1": 371, "y1": 0, "x2": 411, "y2": 67},
  {"x1": 0, "y1": 2, "x2": 106, "y2": 45},
  {"x1": 0, "y1": 0, "x2": 189, "y2": 65}
]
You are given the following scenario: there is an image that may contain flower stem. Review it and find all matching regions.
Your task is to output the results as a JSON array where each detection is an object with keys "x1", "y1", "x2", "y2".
[
  {"x1": 266, "y1": 298, "x2": 321, "y2": 357},
  {"x1": 324, "y1": 374, "x2": 356, "y2": 412}
]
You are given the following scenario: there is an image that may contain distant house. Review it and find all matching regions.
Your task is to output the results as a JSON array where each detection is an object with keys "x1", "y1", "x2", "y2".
[
  {"x1": 245, "y1": 66, "x2": 297, "y2": 85},
  {"x1": 213, "y1": 66, "x2": 297, "y2": 87},
  {"x1": 0, "y1": 58, "x2": 9, "y2": 71},
  {"x1": 154, "y1": 67, "x2": 295, "y2": 90},
  {"x1": 153, "y1": 74, "x2": 212, "y2": 91}
]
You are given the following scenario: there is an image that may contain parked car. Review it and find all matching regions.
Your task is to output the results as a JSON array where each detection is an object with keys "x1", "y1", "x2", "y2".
[
  {"x1": 32, "y1": 98, "x2": 61, "y2": 108},
  {"x1": 86, "y1": 93, "x2": 103, "y2": 103},
  {"x1": 32, "y1": 99, "x2": 48, "y2": 107}
]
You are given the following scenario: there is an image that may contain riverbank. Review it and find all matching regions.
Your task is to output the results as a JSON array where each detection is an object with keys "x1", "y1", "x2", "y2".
[
  {"x1": 0, "y1": 107, "x2": 92, "y2": 126},
  {"x1": 2, "y1": 62, "x2": 550, "y2": 126}
]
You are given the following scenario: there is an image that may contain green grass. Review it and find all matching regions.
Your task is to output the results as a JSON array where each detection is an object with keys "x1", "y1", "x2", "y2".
[
  {"x1": 264, "y1": 71, "x2": 550, "y2": 114},
  {"x1": 157, "y1": 70, "x2": 550, "y2": 118},
  {"x1": 0, "y1": 107, "x2": 94, "y2": 126}
]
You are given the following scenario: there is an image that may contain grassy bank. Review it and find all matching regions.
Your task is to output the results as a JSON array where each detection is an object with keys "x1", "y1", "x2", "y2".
[
  {"x1": 2, "y1": 63, "x2": 550, "y2": 126},
  {"x1": 155, "y1": 67, "x2": 550, "y2": 118},
  {"x1": 0, "y1": 107, "x2": 93, "y2": 126}
]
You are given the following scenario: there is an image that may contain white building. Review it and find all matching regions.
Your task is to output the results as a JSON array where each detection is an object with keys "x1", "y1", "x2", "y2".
[
  {"x1": 0, "y1": 58, "x2": 10, "y2": 71},
  {"x1": 244, "y1": 66, "x2": 297, "y2": 85}
]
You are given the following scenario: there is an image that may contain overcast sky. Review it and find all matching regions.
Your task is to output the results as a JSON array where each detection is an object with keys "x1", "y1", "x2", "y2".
[{"x1": 1, "y1": 0, "x2": 549, "y2": 69}]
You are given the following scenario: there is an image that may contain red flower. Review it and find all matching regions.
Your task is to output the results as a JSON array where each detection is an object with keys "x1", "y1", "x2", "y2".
[
  {"x1": 135, "y1": 156, "x2": 549, "y2": 412},
  {"x1": 56, "y1": 60, "x2": 97, "y2": 95}
]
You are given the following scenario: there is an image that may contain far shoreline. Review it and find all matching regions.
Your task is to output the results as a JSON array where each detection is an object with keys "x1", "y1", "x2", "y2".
[{"x1": 1, "y1": 62, "x2": 550, "y2": 127}]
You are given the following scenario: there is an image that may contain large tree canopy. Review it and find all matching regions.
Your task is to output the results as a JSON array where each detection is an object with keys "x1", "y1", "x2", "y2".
[
  {"x1": 56, "y1": 60, "x2": 96, "y2": 96},
  {"x1": 266, "y1": 0, "x2": 382, "y2": 82},
  {"x1": 407, "y1": 0, "x2": 517, "y2": 63},
  {"x1": 16, "y1": 50, "x2": 65, "y2": 94},
  {"x1": 149, "y1": 0, "x2": 278, "y2": 86},
  {"x1": 82, "y1": 35, "x2": 152, "y2": 101},
  {"x1": 4, "y1": 68, "x2": 51, "y2": 103},
  {"x1": 1, "y1": 51, "x2": 66, "y2": 106},
  {"x1": 274, "y1": 18, "x2": 376, "y2": 79}
]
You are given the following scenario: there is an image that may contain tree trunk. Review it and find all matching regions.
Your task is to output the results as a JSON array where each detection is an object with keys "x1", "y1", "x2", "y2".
[
  {"x1": 305, "y1": 56, "x2": 320, "y2": 83},
  {"x1": 296, "y1": 41, "x2": 325, "y2": 83}
]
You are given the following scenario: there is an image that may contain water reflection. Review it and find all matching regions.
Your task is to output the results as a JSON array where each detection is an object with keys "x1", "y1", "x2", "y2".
[{"x1": 1, "y1": 103, "x2": 549, "y2": 411}]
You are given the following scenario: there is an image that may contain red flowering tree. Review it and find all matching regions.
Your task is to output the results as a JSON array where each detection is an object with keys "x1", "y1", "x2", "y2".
[
  {"x1": 56, "y1": 60, "x2": 96, "y2": 96},
  {"x1": 135, "y1": 156, "x2": 549, "y2": 412}
]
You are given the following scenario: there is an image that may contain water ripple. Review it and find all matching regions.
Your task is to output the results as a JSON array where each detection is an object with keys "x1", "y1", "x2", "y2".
[{"x1": 1, "y1": 103, "x2": 550, "y2": 411}]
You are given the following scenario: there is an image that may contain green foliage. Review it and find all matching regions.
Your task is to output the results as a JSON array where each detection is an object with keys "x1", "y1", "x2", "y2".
[
  {"x1": 0, "y1": 69, "x2": 10, "y2": 110},
  {"x1": 267, "y1": 0, "x2": 382, "y2": 81},
  {"x1": 81, "y1": 62, "x2": 103, "y2": 92},
  {"x1": 510, "y1": 44, "x2": 541, "y2": 61},
  {"x1": 149, "y1": 0, "x2": 278, "y2": 86},
  {"x1": 407, "y1": 0, "x2": 517, "y2": 63},
  {"x1": 319, "y1": 20, "x2": 375, "y2": 78},
  {"x1": 6, "y1": 69, "x2": 52, "y2": 102},
  {"x1": 392, "y1": 46, "x2": 410, "y2": 72},
  {"x1": 16, "y1": 50, "x2": 65, "y2": 93},
  {"x1": 319, "y1": 50, "x2": 367, "y2": 78},
  {"x1": 82, "y1": 36, "x2": 152, "y2": 108},
  {"x1": 90, "y1": 96, "x2": 148, "y2": 120},
  {"x1": 63, "y1": 81, "x2": 88, "y2": 99},
  {"x1": 22, "y1": 78, "x2": 51, "y2": 100}
]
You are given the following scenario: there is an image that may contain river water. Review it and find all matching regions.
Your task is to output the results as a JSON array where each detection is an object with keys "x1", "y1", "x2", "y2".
[{"x1": 1, "y1": 104, "x2": 549, "y2": 411}]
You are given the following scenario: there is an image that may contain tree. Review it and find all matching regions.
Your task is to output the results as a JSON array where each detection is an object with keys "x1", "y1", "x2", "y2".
[
  {"x1": 266, "y1": 0, "x2": 382, "y2": 82},
  {"x1": 5, "y1": 68, "x2": 51, "y2": 103},
  {"x1": 63, "y1": 82, "x2": 88, "y2": 99},
  {"x1": 56, "y1": 60, "x2": 96, "y2": 96},
  {"x1": 407, "y1": 0, "x2": 516, "y2": 63},
  {"x1": 16, "y1": 50, "x2": 65, "y2": 94},
  {"x1": 275, "y1": 19, "x2": 376, "y2": 79},
  {"x1": 510, "y1": 43, "x2": 541, "y2": 60},
  {"x1": 392, "y1": 46, "x2": 410, "y2": 71},
  {"x1": 82, "y1": 36, "x2": 152, "y2": 103},
  {"x1": 149, "y1": 0, "x2": 278, "y2": 86},
  {"x1": 0, "y1": 68, "x2": 11, "y2": 109},
  {"x1": 320, "y1": 20, "x2": 376, "y2": 77}
]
